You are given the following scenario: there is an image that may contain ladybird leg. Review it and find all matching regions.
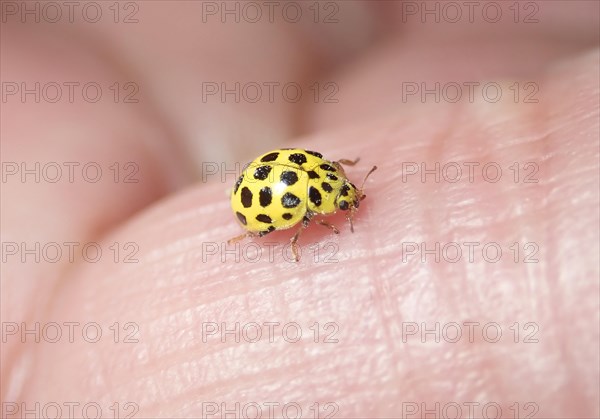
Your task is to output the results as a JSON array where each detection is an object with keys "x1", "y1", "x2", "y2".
[
  {"x1": 290, "y1": 214, "x2": 312, "y2": 262},
  {"x1": 347, "y1": 207, "x2": 358, "y2": 233},
  {"x1": 227, "y1": 231, "x2": 254, "y2": 245},
  {"x1": 290, "y1": 228, "x2": 304, "y2": 262},
  {"x1": 316, "y1": 219, "x2": 339, "y2": 234},
  {"x1": 337, "y1": 157, "x2": 360, "y2": 166}
]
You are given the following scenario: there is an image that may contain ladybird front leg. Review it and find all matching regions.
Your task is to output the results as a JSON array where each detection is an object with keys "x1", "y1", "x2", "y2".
[
  {"x1": 316, "y1": 219, "x2": 339, "y2": 234},
  {"x1": 346, "y1": 207, "x2": 358, "y2": 233}
]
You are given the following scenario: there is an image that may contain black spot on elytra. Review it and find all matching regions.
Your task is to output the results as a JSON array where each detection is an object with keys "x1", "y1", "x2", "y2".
[
  {"x1": 261, "y1": 152, "x2": 279, "y2": 162},
  {"x1": 305, "y1": 150, "x2": 323, "y2": 158},
  {"x1": 320, "y1": 163, "x2": 336, "y2": 172},
  {"x1": 259, "y1": 186, "x2": 272, "y2": 207},
  {"x1": 233, "y1": 175, "x2": 243, "y2": 194},
  {"x1": 280, "y1": 171, "x2": 299, "y2": 186},
  {"x1": 240, "y1": 187, "x2": 253, "y2": 208},
  {"x1": 340, "y1": 184, "x2": 350, "y2": 197},
  {"x1": 326, "y1": 173, "x2": 338, "y2": 181},
  {"x1": 281, "y1": 192, "x2": 301, "y2": 208},
  {"x1": 256, "y1": 214, "x2": 273, "y2": 224},
  {"x1": 339, "y1": 200, "x2": 349, "y2": 211},
  {"x1": 321, "y1": 182, "x2": 333, "y2": 193},
  {"x1": 309, "y1": 186, "x2": 322, "y2": 207},
  {"x1": 258, "y1": 226, "x2": 275, "y2": 236},
  {"x1": 288, "y1": 153, "x2": 307, "y2": 166},
  {"x1": 307, "y1": 170, "x2": 320, "y2": 179},
  {"x1": 253, "y1": 165, "x2": 272, "y2": 180},
  {"x1": 236, "y1": 211, "x2": 247, "y2": 225},
  {"x1": 282, "y1": 213, "x2": 293, "y2": 220}
]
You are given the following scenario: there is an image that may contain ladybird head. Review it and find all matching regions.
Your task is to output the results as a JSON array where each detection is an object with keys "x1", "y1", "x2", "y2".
[{"x1": 335, "y1": 165, "x2": 377, "y2": 231}]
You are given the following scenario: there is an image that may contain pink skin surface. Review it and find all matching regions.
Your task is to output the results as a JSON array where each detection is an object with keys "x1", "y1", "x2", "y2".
[{"x1": 1, "y1": 1, "x2": 598, "y2": 418}]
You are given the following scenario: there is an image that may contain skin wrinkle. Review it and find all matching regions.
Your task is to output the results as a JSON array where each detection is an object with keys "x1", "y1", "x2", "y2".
[
  {"x1": 112, "y1": 280, "x2": 336, "y2": 396},
  {"x1": 165, "y1": 348, "x2": 340, "y2": 413}
]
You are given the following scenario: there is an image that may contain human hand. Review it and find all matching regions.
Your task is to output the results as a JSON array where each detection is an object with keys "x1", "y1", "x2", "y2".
[{"x1": 2, "y1": 1, "x2": 598, "y2": 417}]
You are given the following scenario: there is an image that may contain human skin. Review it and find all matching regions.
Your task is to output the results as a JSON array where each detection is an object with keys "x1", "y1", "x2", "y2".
[{"x1": 1, "y1": 1, "x2": 599, "y2": 418}]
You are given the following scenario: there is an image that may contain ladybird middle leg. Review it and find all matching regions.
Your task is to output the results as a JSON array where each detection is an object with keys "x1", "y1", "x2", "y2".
[
  {"x1": 316, "y1": 219, "x2": 339, "y2": 234},
  {"x1": 289, "y1": 214, "x2": 313, "y2": 262}
]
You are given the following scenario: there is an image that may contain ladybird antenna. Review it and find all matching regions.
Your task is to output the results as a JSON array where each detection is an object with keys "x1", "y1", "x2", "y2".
[{"x1": 360, "y1": 166, "x2": 377, "y2": 190}]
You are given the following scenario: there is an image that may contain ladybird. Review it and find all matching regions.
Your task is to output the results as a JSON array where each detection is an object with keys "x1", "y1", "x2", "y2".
[{"x1": 228, "y1": 148, "x2": 377, "y2": 261}]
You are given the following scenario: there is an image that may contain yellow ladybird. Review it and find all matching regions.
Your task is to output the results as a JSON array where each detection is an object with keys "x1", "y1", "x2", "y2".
[{"x1": 228, "y1": 148, "x2": 376, "y2": 261}]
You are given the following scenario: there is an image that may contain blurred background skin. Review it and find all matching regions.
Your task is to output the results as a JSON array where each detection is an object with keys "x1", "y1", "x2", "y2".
[{"x1": 1, "y1": 0, "x2": 598, "y2": 417}]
